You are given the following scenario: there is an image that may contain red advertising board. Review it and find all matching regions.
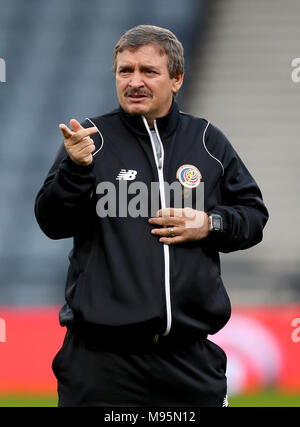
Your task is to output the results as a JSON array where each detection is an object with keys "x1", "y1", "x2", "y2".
[
  {"x1": 0, "y1": 307, "x2": 64, "y2": 394},
  {"x1": 0, "y1": 305, "x2": 299, "y2": 395},
  {"x1": 211, "y1": 305, "x2": 300, "y2": 394}
]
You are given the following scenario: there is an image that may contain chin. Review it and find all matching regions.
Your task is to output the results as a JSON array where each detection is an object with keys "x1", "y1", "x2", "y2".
[{"x1": 126, "y1": 105, "x2": 149, "y2": 117}]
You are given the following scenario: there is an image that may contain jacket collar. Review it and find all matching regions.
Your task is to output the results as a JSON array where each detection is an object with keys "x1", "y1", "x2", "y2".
[{"x1": 119, "y1": 99, "x2": 180, "y2": 139}]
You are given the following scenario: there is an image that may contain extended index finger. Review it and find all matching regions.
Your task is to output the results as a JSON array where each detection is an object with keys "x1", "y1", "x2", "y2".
[
  {"x1": 156, "y1": 208, "x2": 185, "y2": 218},
  {"x1": 148, "y1": 216, "x2": 185, "y2": 227},
  {"x1": 70, "y1": 127, "x2": 98, "y2": 143},
  {"x1": 157, "y1": 208, "x2": 196, "y2": 219}
]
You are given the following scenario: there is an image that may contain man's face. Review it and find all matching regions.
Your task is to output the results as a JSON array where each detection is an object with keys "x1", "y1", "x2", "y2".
[{"x1": 115, "y1": 44, "x2": 183, "y2": 126}]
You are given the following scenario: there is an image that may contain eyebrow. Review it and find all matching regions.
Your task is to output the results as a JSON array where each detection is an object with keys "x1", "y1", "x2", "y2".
[
  {"x1": 140, "y1": 65, "x2": 159, "y2": 72},
  {"x1": 118, "y1": 64, "x2": 159, "y2": 72}
]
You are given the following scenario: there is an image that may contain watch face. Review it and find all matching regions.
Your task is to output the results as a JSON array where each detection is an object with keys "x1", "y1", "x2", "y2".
[
  {"x1": 210, "y1": 215, "x2": 223, "y2": 232},
  {"x1": 212, "y1": 217, "x2": 222, "y2": 231}
]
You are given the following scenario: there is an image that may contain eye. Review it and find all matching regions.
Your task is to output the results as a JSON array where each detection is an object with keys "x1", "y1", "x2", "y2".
[{"x1": 119, "y1": 68, "x2": 132, "y2": 75}]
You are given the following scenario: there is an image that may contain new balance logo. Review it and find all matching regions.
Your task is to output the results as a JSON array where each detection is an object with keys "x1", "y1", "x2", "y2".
[{"x1": 116, "y1": 169, "x2": 138, "y2": 181}]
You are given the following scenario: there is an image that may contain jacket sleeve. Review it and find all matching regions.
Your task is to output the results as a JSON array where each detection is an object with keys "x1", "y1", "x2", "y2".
[
  {"x1": 34, "y1": 135, "x2": 96, "y2": 240},
  {"x1": 204, "y1": 124, "x2": 269, "y2": 253}
]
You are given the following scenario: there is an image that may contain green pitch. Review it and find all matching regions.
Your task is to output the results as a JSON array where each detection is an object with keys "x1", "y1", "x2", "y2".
[
  {"x1": 0, "y1": 390, "x2": 299, "y2": 407},
  {"x1": 0, "y1": 394, "x2": 58, "y2": 407},
  {"x1": 230, "y1": 390, "x2": 300, "y2": 407}
]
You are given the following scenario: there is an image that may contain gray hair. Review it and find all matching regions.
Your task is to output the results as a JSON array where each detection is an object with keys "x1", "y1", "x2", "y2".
[{"x1": 113, "y1": 25, "x2": 184, "y2": 78}]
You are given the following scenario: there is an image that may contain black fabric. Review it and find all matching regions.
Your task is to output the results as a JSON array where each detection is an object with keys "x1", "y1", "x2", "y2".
[
  {"x1": 52, "y1": 328, "x2": 227, "y2": 407},
  {"x1": 35, "y1": 101, "x2": 268, "y2": 407},
  {"x1": 34, "y1": 102, "x2": 268, "y2": 339}
]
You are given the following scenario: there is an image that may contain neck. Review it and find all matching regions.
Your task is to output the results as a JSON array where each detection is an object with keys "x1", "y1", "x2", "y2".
[
  {"x1": 144, "y1": 98, "x2": 174, "y2": 130},
  {"x1": 147, "y1": 118, "x2": 154, "y2": 129}
]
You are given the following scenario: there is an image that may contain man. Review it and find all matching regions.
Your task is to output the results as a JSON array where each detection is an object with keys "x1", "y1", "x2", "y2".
[{"x1": 35, "y1": 25, "x2": 268, "y2": 407}]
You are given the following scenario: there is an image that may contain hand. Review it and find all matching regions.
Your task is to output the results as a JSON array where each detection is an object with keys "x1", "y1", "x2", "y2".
[
  {"x1": 148, "y1": 208, "x2": 210, "y2": 245},
  {"x1": 59, "y1": 119, "x2": 98, "y2": 166}
]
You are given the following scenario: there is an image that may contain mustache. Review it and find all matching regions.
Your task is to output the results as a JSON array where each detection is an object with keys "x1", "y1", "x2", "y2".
[{"x1": 124, "y1": 88, "x2": 153, "y2": 98}]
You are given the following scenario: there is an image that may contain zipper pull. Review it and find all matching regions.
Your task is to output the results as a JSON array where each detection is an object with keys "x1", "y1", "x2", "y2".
[{"x1": 158, "y1": 158, "x2": 163, "y2": 169}]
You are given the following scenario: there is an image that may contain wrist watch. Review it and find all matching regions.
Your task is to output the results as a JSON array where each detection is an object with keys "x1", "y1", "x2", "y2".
[{"x1": 208, "y1": 213, "x2": 224, "y2": 233}]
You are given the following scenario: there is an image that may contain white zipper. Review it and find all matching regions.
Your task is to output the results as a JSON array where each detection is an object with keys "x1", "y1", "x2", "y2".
[{"x1": 142, "y1": 117, "x2": 172, "y2": 339}]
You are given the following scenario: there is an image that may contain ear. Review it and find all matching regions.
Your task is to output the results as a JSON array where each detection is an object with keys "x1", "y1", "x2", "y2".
[{"x1": 171, "y1": 73, "x2": 184, "y2": 95}]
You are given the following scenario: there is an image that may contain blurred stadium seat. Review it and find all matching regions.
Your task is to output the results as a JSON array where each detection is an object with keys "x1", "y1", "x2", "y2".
[
  {"x1": 185, "y1": 0, "x2": 300, "y2": 305},
  {"x1": 0, "y1": 0, "x2": 206, "y2": 305},
  {"x1": 0, "y1": 0, "x2": 300, "y2": 403}
]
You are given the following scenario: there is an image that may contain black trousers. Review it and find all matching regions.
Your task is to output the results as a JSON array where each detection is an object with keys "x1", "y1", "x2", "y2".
[{"x1": 52, "y1": 327, "x2": 227, "y2": 407}]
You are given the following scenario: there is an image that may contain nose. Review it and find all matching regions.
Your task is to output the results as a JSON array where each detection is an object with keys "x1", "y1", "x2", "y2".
[{"x1": 128, "y1": 72, "x2": 144, "y2": 88}]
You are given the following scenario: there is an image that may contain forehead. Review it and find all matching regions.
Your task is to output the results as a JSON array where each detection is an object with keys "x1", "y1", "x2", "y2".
[{"x1": 116, "y1": 44, "x2": 168, "y2": 68}]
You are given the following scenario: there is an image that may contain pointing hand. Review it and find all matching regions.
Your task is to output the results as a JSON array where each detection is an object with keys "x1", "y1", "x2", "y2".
[{"x1": 59, "y1": 119, "x2": 98, "y2": 166}]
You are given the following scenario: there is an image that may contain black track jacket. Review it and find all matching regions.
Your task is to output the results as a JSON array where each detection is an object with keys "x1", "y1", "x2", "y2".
[{"x1": 35, "y1": 101, "x2": 268, "y2": 344}]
